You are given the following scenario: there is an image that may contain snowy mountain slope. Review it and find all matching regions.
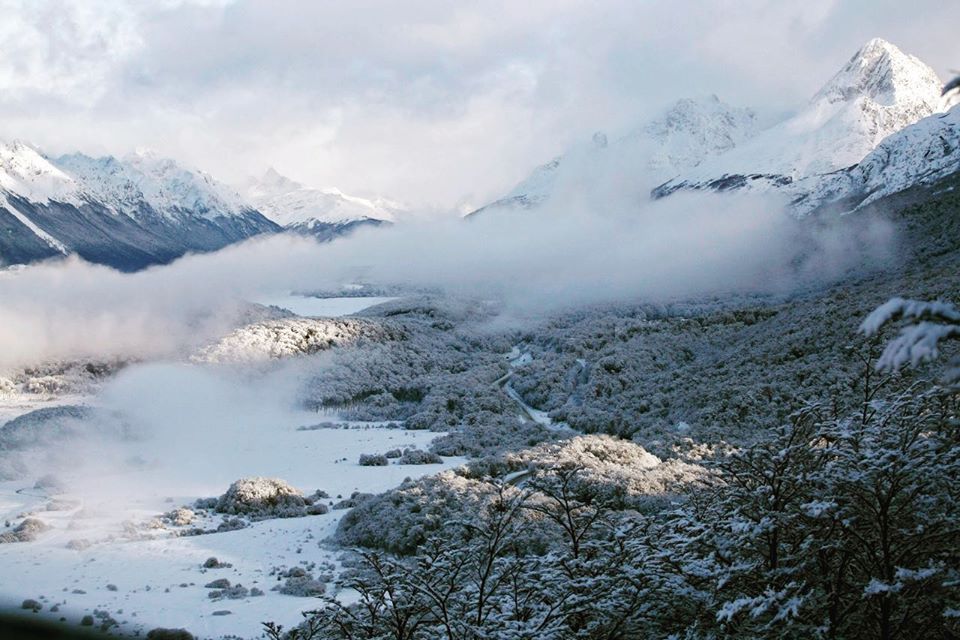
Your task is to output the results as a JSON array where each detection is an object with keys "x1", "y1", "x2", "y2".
[
  {"x1": 468, "y1": 95, "x2": 757, "y2": 217},
  {"x1": 654, "y1": 39, "x2": 945, "y2": 201},
  {"x1": 245, "y1": 168, "x2": 398, "y2": 237},
  {"x1": 791, "y1": 105, "x2": 960, "y2": 215},
  {"x1": 0, "y1": 142, "x2": 83, "y2": 206},
  {"x1": 0, "y1": 143, "x2": 280, "y2": 271},
  {"x1": 630, "y1": 95, "x2": 758, "y2": 176},
  {"x1": 55, "y1": 149, "x2": 252, "y2": 222}
]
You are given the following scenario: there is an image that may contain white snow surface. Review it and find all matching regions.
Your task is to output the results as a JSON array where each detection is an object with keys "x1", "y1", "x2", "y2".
[
  {"x1": 631, "y1": 94, "x2": 758, "y2": 178},
  {"x1": 0, "y1": 360, "x2": 464, "y2": 638},
  {"x1": 245, "y1": 168, "x2": 401, "y2": 227},
  {"x1": 0, "y1": 141, "x2": 82, "y2": 205},
  {"x1": 54, "y1": 148, "x2": 252, "y2": 221}
]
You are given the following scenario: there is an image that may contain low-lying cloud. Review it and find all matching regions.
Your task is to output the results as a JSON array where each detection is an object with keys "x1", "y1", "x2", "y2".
[{"x1": 0, "y1": 187, "x2": 893, "y2": 369}]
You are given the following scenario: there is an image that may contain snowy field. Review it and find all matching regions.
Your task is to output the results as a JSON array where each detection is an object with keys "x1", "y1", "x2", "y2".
[
  {"x1": 0, "y1": 415, "x2": 460, "y2": 637},
  {"x1": 0, "y1": 295, "x2": 464, "y2": 637}
]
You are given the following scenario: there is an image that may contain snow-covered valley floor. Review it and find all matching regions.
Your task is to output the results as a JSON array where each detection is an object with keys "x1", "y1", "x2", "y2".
[
  {"x1": 0, "y1": 417, "x2": 459, "y2": 637},
  {"x1": 0, "y1": 296, "x2": 463, "y2": 638}
]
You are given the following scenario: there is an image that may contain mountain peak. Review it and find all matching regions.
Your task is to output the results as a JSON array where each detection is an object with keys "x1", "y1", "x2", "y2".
[
  {"x1": 54, "y1": 150, "x2": 249, "y2": 219},
  {"x1": 245, "y1": 168, "x2": 398, "y2": 228},
  {"x1": 813, "y1": 38, "x2": 942, "y2": 108},
  {"x1": 249, "y1": 167, "x2": 303, "y2": 198},
  {"x1": 0, "y1": 140, "x2": 80, "y2": 204}
]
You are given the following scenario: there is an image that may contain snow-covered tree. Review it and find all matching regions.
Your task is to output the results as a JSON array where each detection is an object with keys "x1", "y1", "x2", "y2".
[{"x1": 860, "y1": 297, "x2": 960, "y2": 383}]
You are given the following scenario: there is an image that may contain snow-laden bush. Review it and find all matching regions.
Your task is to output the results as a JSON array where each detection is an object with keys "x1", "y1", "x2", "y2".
[
  {"x1": 397, "y1": 449, "x2": 443, "y2": 465},
  {"x1": 275, "y1": 574, "x2": 327, "y2": 597},
  {"x1": 337, "y1": 436, "x2": 707, "y2": 556},
  {"x1": 0, "y1": 517, "x2": 50, "y2": 543},
  {"x1": 3, "y1": 359, "x2": 129, "y2": 399},
  {"x1": 164, "y1": 507, "x2": 195, "y2": 526},
  {"x1": 0, "y1": 406, "x2": 96, "y2": 450},
  {"x1": 214, "y1": 477, "x2": 306, "y2": 518},
  {"x1": 358, "y1": 453, "x2": 388, "y2": 466},
  {"x1": 861, "y1": 297, "x2": 960, "y2": 382},
  {"x1": 336, "y1": 472, "x2": 498, "y2": 555}
]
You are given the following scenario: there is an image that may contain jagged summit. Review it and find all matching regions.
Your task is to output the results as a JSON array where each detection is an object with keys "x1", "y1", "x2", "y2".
[
  {"x1": 813, "y1": 38, "x2": 942, "y2": 108},
  {"x1": 0, "y1": 141, "x2": 80, "y2": 205},
  {"x1": 244, "y1": 168, "x2": 400, "y2": 232},
  {"x1": 55, "y1": 150, "x2": 252, "y2": 220},
  {"x1": 0, "y1": 140, "x2": 278, "y2": 270},
  {"x1": 247, "y1": 167, "x2": 301, "y2": 200},
  {"x1": 639, "y1": 95, "x2": 757, "y2": 176},
  {"x1": 655, "y1": 38, "x2": 945, "y2": 194}
]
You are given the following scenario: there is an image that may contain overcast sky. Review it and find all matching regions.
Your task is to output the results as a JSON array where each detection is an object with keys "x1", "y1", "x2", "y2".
[{"x1": 0, "y1": 0, "x2": 955, "y2": 213}]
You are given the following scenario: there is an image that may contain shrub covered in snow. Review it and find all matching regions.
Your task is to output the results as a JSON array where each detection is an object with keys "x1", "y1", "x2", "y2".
[
  {"x1": 336, "y1": 472, "x2": 515, "y2": 555},
  {"x1": 164, "y1": 507, "x2": 195, "y2": 527},
  {"x1": 274, "y1": 573, "x2": 326, "y2": 597},
  {"x1": 332, "y1": 492, "x2": 374, "y2": 510},
  {"x1": 357, "y1": 453, "x2": 388, "y2": 466},
  {"x1": 214, "y1": 477, "x2": 306, "y2": 518},
  {"x1": 202, "y1": 557, "x2": 231, "y2": 569},
  {"x1": 209, "y1": 584, "x2": 250, "y2": 600},
  {"x1": 0, "y1": 406, "x2": 95, "y2": 450},
  {"x1": 20, "y1": 599, "x2": 41, "y2": 611},
  {"x1": 397, "y1": 449, "x2": 443, "y2": 465},
  {"x1": 337, "y1": 435, "x2": 707, "y2": 556},
  {"x1": 0, "y1": 518, "x2": 50, "y2": 543}
]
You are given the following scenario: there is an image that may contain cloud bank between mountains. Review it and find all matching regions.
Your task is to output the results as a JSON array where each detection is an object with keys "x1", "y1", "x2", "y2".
[{"x1": 0, "y1": 189, "x2": 892, "y2": 368}]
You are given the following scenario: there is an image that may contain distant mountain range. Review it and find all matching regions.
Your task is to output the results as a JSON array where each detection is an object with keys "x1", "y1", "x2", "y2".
[
  {"x1": 242, "y1": 168, "x2": 399, "y2": 240},
  {"x1": 2, "y1": 38, "x2": 956, "y2": 272},
  {"x1": 0, "y1": 145, "x2": 279, "y2": 271},
  {"x1": 0, "y1": 148, "x2": 400, "y2": 271},
  {"x1": 472, "y1": 38, "x2": 958, "y2": 219}
]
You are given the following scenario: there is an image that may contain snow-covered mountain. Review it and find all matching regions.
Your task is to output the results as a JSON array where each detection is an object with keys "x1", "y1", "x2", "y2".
[
  {"x1": 0, "y1": 143, "x2": 279, "y2": 271},
  {"x1": 55, "y1": 149, "x2": 253, "y2": 221},
  {"x1": 474, "y1": 38, "x2": 954, "y2": 221},
  {"x1": 653, "y1": 38, "x2": 947, "y2": 205},
  {"x1": 245, "y1": 168, "x2": 398, "y2": 239},
  {"x1": 469, "y1": 95, "x2": 757, "y2": 217},
  {"x1": 790, "y1": 105, "x2": 960, "y2": 215}
]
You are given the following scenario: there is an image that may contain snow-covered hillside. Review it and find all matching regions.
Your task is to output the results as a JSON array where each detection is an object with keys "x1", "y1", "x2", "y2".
[
  {"x1": 653, "y1": 38, "x2": 952, "y2": 211},
  {"x1": 245, "y1": 168, "x2": 399, "y2": 237},
  {"x1": 790, "y1": 105, "x2": 960, "y2": 214},
  {"x1": 0, "y1": 141, "x2": 83, "y2": 206},
  {"x1": 55, "y1": 149, "x2": 253, "y2": 221},
  {"x1": 469, "y1": 95, "x2": 757, "y2": 217},
  {"x1": 474, "y1": 38, "x2": 954, "y2": 220},
  {"x1": 0, "y1": 143, "x2": 279, "y2": 271}
]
